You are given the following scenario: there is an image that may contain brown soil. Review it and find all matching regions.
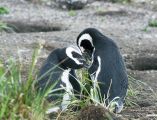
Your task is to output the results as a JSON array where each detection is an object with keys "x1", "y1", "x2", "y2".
[{"x1": 78, "y1": 105, "x2": 124, "y2": 120}]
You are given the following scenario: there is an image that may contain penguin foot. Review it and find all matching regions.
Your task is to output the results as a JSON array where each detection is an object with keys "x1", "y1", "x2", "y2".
[
  {"x1": 108, "y1": 97, "x2": 124, "y2": 113},
  {"x1": 113, "y1": 102, "x2": 124, "y2": 113}
]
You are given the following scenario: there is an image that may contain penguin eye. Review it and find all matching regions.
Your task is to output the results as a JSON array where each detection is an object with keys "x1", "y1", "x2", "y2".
[
  {"x1": 80, "y1": 40, "x2": 94, "y2": 53},
  {"x1": 71, "y1": 52, "x2": 81, "y2": 58}
]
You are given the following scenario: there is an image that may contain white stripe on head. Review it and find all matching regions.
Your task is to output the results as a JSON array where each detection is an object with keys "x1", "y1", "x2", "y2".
[
  {"x1": 78, "y1": 33, "x2": 93, "y2": 52},
  {"x1": 66, "y1": 47, "x2": 83, "y2": 65},
  {"x1": 68, "y1": 45, "x2": 82, "y2": 55}
]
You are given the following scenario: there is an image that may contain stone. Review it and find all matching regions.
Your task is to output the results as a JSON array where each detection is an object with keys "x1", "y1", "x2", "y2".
[{"x1": 55, "y1": 0, "x2": 88, "y2": 9}]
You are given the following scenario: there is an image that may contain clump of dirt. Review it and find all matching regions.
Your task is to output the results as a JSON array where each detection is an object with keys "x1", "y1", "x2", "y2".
[{"x1": 78, "y1": 105, "x2": 123, "y2": 120}]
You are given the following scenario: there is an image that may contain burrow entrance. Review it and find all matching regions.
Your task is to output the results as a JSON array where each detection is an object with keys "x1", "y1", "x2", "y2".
[
  {"x1": 126, "y1": 56, "x2": 157, "y2": 71},
  {"x1": 4, "y1": 20, "x2": 66, "y2": 33}
]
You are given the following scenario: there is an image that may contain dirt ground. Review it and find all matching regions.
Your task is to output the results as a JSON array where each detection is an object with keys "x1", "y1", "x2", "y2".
[{"x1": 0, "y1": 0, "x2": 157, "y2": 119}]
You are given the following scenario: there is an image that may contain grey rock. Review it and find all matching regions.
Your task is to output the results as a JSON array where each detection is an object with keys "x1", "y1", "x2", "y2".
[{"x1": 55, "y1": 0, "x2": 88, "y2": 9}]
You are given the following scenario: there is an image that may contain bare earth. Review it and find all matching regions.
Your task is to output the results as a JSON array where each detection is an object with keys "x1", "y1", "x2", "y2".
[{"x1": 0, "y1": 0, "x2": 157, "y2": 119}]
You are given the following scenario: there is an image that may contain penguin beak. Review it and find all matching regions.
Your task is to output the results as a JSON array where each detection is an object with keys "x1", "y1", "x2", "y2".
[
  {"x1": 82, "y1": 50, "x2": 92, "y2": 61},
  {"x1": 78, "y1": 58, "x2": 90, "y2": 68},
  {"x1": 83, "y1": 62, "x2": 90, "y2": 69}
]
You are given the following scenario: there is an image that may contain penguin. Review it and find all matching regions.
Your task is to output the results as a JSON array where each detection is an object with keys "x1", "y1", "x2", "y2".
[
  {"x1": 76, "y1": 28, "x2": 128, "y2": 113},
  {"x1": 36, "y1": 46, "x2": 88, "y2": 113}
]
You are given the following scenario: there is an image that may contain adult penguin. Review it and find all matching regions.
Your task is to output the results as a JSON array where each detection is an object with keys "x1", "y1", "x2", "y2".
[
  {"x1": 76, "y1": 28, "x2": 128, "y2": 113},
  {"x1": 36, "y1": 46, "x2": 88, "y2": 113}
]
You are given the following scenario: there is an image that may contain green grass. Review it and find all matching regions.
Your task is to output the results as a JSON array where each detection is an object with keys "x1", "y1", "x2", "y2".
[
  {"x1": 0, "y1": 43, "x2": 155, "y2": 119},
  {"x1": 0, "y1": 56, "x2": 147, "y2": 119},
  {"x1": 148, "y1": 20, "x2": 157, "y2": 27},
  {"x1": 0, "y1": 7, "x2": 9, "y2": 15},
  {"x1": 0, "y1": 21, "x2": 8, "y2": 32},
  {"x1": 69, "y1": 69, "x2": 131, "y2": 112},
  {"x1": 56, "y1": 70, "x2": 145, "y2": 119},
  {"x1": 0, "y1": 21, "x2": 14, "y2": 32},
  {"x1": 142, "y1": 26, "x2": 148, "y2": 32},
  {"x1": 0, "y1": 44, "x2": 54, "y2": 120},
  {"x1": 142, "y1": 19, "x2": 157, "y2": 32},
  {"x1": 125, "y1": 75, "x2": 139, "y2": 107},
  {"x1": 68, "y1": 10, "x2": 77, "y2": 17},
  {"x1": 0, "y1": 7, "x2": 13, "y2": 32},
  {"x1": 0, "y1": 56, "x2": 140, "y2": 119}
]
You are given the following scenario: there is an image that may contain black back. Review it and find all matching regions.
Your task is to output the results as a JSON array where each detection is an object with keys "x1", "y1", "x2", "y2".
[
  {"x1": 77, "y1": 28, "x2": 128, "y2": 104},
  {"x1": 36, "y1": 47, "x2": 84, "y2": 101}
]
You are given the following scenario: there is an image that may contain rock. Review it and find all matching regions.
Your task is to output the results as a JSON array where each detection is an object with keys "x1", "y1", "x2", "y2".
[{"x1": 55, "y1": 0, "x2": 88, "y2": 9}]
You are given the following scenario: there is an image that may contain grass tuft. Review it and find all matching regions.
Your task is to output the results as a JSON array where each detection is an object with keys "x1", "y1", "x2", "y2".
[
  {"x1": 0, "y1": 44, "x2": 52, "y2": 120},
  {"x1": 148, "y1": 20, "x2": 157, "y2": 27},
  {"x1": 0, "y1": 21, "x2": 14, "y2": 32},
  {"x1": 0, "y1": 44, "x2": 156, "y2": 119},
  {"x1": 0, "y1": 7, "x2": 9, "y2": 15},
  {"x1": 68, "y1": 10, "x2": 77, "y2": 17}
]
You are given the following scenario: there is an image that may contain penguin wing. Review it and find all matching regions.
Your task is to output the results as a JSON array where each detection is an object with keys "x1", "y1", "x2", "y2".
[
  {"x1": 110, "y1": 49, "x2": 128, "y2": 100},
  {"x1": 36, "y1": 50, "x2": 63, "y2": 92}
]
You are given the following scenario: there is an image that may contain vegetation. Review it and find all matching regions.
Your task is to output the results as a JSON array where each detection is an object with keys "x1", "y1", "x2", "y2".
[
  {"x1": 0, "y1": 44, "x2": 154, "y2": 119},
  {"x1": 0, "y1": 45, "x2": 52, "y2": 120},
  {"x1": 125, "y1": 76, "x2": 140, "y2": 107},
  {"x1": 0, "y1": 21, "x2": 7, "y2": 31},
  {"x1": 148, "y1": 19, "x2": 157, "y2": 27},
  {"x1": 0, "y1": 7, "x2": 9, "y2": 15},
  {"x1": 0, "y1": 21, "x2": 11, "y2": 32},
  {"x1": 68, "y1": 10, "x2": 77, "y2": 17},
  {"x1": 142, "y1": 19, "x2": 157, "y2": 32},
  {"x1": 0, "y1": 7, "x2": 12, "y2": 32}
]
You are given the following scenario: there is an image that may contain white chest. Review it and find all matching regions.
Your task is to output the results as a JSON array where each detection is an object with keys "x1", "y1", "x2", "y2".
[
  {"x1": 61, "y1": 69, "x2": 73, "y2": 92},
  {"x1": 61, "y1": 69, "x2": 74, "y2": 110}
]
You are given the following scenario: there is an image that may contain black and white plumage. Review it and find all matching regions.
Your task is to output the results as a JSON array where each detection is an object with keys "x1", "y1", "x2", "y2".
[
  {"x1": 76, "y1": 28, "x2": 128, "y2": 113},
  {"x1": 36, "y1": 46, "x2": 87, "y2": 113}
]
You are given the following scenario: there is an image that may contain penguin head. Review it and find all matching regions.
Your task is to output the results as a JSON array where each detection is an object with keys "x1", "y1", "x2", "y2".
[
  {"x1": 64, "y1": 46, "x2": 89, "y2": 69},
  {"x1": 76, "y1": 28, "x2": 101, "y2": 64}
]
